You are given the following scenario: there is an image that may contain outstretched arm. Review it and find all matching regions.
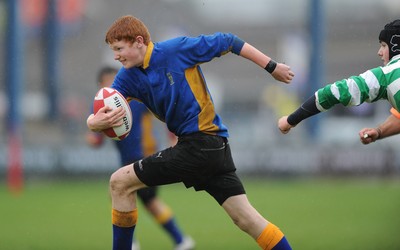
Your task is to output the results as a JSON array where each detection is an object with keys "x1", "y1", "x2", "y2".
[
  {"x1": 239, "y1": 43, "x2": 294, "y2": 84},
  {"x1": 278, "y1": 95, "x2": 321, "y2": 134}
]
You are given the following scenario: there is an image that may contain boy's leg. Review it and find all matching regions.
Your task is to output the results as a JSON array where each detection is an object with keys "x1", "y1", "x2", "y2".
[
  {"x1": 110, "y1": 164, "x2": 147, "y2": 250},
  {"x1": 196, "y1": 136, "x2": 291, "y2": 249},
  {"x1": 222, "y1": 194, "x2": 291, "y2": 250},
  {"x1": 112, "y1": 209, "x2": 137, "y2": 250},
  {"x1": 138, "y1": 187, "x2": 195, "y2": 249}
]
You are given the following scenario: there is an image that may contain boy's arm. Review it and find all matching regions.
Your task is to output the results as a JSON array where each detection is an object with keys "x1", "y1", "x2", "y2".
[
  {"x1": 278, "y1": 68, "x2": 384, "y2": 134},
  {"x1": 278, "y1": 94, "x2": 321, "y2": 134},
  {"x1": 359, "y1": 113, "x2": 400, "y2": 144},
  {"x1": 239, "y1": 43, "x2": 294, "y2": 84}
]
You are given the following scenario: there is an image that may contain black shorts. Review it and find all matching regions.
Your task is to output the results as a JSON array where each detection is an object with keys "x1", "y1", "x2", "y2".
[
  {"x1": 133, "y1": 133, "x2": 245, "y2": 205},
  {"x1": 137, "y1": 186, "x2": 158, "y2": 205}
]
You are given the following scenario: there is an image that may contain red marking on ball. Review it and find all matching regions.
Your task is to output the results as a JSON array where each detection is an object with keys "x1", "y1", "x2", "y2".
[{"x1": 93, "y1": 87, "x2": 132, "y2": 140}]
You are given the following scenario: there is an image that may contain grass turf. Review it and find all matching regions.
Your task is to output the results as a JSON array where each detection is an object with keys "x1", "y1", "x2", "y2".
[{"x1": 1, "y1": 177, "x2": 399, "y2": 249}]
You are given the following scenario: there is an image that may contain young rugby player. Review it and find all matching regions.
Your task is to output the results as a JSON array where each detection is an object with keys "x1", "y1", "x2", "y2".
[
  {"x1": 87, "y1": 15, "x2": 294, "y2": 250},
  {"x1": 86, "y1": 66, "x2": 194, "y2": 250}
]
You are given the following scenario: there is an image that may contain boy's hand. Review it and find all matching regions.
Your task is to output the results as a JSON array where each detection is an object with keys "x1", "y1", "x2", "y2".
[
  {"x1": 278, "y1": 116, "x2": 294, "y2": 134},
  {"x1": 86, "y1": 106, "x2": 126, "y2": 132},
  {"x1": 271, "y1": 63, "x2": 294, "y2": 84},
  {"x1": 358, "y1": 128, "x2": 380, "y2": 145}
]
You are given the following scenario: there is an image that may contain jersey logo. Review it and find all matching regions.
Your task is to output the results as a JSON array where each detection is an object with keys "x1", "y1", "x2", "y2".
[
  {"x1": 155, "y1": 152, "x2": 162, "y2": 158},
  {"x1": 166, "y1": 72, "x2": 175, "y2": 85},
  {"x1": 391, "y1": 35, "x2": 400, "y2": 53}
]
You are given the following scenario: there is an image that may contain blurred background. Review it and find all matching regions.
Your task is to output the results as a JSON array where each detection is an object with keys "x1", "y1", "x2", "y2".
[{"x1": 1, "y1": 0, "x2": 400, "y2": 183}]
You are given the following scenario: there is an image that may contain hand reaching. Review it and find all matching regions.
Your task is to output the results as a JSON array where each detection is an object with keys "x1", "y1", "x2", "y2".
[{"x1": 278, "y1": 116, "x2": 295, "y2": 134}]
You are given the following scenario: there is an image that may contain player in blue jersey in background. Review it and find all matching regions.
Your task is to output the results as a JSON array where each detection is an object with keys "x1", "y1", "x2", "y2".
[
  {"x1": 86, "y1": 66, "x2": 194, "y2": 250},
  {"x1": 87, "y1": 15, "x2": 294, "y2": 250}
]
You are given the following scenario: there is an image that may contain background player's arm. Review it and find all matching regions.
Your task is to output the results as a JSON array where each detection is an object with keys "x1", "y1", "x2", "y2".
[
  {"x1": 239, "y1": 43, "x2": 294, "y2": 83},
  {"x1": 85, "y1": 130, "x2": 104, "y2": 148}
]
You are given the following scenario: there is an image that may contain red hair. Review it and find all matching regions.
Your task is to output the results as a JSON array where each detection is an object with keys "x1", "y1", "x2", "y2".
[{"x1": 105, "y1": 15, "x2": 150, "y2": 45}]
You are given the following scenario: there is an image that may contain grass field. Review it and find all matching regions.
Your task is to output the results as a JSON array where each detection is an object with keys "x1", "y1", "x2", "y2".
[{"x1": 1, "y1": 176, "x2": 400, "y2": 250}]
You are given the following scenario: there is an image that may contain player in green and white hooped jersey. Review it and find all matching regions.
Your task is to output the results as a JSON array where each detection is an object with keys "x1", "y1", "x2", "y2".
[{"x1": 277, "y1": 19, "x2": 400, "y2": 146}]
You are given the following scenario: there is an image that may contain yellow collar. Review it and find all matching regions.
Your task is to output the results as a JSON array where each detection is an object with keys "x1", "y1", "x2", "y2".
[{"x1": 142, "y1": 41, "x2": 154, "y2": 69}]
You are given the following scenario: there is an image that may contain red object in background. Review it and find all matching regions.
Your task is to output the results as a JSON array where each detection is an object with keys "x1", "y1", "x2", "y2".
[
  {"x1": 7, "y1": 132, "x2": 23, "y2": 194},
  {"x1": 21, "y1": 0, "x2": 86, "y2": 27}
]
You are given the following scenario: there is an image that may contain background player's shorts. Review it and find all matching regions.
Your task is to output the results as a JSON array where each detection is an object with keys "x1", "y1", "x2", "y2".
[
  {"x1": 133, "y1": 133, "x2": 245, "y2": 205},
  {"x1": 137, "y1": 186, "x2": 158, "y2": 205}
]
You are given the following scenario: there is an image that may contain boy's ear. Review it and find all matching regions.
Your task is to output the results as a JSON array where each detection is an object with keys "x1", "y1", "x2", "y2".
[{"x1": 135, "y1": 36, "x2": 144, "y2": 45}]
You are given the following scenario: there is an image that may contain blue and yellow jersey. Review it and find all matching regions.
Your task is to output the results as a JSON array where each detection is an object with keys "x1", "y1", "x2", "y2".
[
  {"x1": 111, "y1": 32, "x2": 245, "y2": 137},
  {"x1": 115, "y1": 101, "x2": 157, "y2": 165}
]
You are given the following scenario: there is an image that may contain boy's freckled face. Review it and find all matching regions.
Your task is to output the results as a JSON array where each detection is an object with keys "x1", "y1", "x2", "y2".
[{"x1": 110, "y1": 40, "x2": 144, "y2": 69}]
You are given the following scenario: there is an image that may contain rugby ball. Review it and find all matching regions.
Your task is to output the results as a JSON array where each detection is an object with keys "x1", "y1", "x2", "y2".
[{"x1": 93, "y1": 87, "x2": 132, "y2": 140}]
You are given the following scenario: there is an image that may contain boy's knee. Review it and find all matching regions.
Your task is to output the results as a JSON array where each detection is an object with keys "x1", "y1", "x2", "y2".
[
  {"x1": 109, "y1": 167, "x2": 143, "y2": 197},
  {"x1": 109, "y1": 170, "x2": 129, "y2": 195}
]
